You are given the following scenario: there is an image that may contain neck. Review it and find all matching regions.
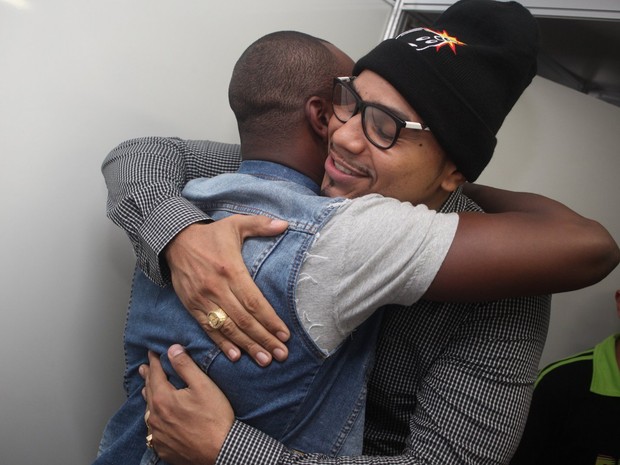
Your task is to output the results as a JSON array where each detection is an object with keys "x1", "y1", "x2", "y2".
[
  {"x1": 425, "y1": 190, "x2": 452, "y2": 211},
  {"x1": 240, "y1": 132, "x2": 327, "y2": 186}
]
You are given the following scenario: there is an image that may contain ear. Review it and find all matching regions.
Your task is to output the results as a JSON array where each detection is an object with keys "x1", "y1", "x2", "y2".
[
  {"x1": 305, "y1": 96, "x2": 331, "y2": 142},
  {"x1": 440, "y1": 161, "x2": 467, "y2": 194}
]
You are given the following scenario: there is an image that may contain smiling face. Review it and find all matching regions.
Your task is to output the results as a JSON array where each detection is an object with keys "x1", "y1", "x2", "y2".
[{"x1": 321, "y1": 70, "x2": 465, "y2": 208}]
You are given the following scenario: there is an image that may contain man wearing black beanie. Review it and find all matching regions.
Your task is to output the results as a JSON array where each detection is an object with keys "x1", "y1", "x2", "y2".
[
  {"x1": 100, "y1": 1, "x2": 609, "y2": 464},
  {"x1": 353, "y1": 0, "x2": 539, "y2": 182}
]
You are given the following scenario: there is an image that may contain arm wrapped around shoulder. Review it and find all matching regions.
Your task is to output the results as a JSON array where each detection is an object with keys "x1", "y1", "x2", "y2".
[{"x1": 424, "y1": 184, "x2": 619, "y2": 302}]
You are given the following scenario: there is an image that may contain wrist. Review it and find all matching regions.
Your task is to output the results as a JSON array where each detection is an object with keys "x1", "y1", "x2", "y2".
[
  {"x1": 216, "y1": 421, "x2": 284, "y2": 465},
  {"x1": 162, "y1": 219, "x2": 214, "y2": 271}
]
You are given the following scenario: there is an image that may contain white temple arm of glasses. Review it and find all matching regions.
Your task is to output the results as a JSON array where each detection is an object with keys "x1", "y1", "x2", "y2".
[{"x1": 404, "y1": 121, "x2": 431, "y2": 131}]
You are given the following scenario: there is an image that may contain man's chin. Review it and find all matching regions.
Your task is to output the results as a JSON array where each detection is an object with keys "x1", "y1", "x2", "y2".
[
  {"x1": 319, "y1": 187, "x2": 334, "y2": 198},
  {"x1": 320, "y1": 180, "x2": 345, "y2": 199},
  {"x1": 320, "y1": 179, "x2": 335, "y2": 198}
]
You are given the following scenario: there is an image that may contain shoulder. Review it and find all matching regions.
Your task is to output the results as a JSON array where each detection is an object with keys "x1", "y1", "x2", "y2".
[
  {"x1": 440, "y1": 187, "x2": 483, "y2": 213},
  {"x1": 343, "y1": 193, "x2": 434, "y2": 216},
  {"x1": 536, "y1": 350, "x2": 594, "y2": 392},
  {"x1": 185, "y1": 139, "x2": 241, "y2": 156},
  {"x1": 109, "y1": 137, "x2": 241, "y2": 163}
]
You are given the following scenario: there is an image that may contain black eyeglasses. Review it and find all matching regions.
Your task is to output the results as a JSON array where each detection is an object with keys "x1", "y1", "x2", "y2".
[{"x1": 332, "y1": 76, "x2": 430, "y2": 150}]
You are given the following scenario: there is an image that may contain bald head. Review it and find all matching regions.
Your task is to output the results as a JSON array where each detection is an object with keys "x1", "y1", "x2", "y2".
[{"x1": 228, "y1": 31, "x2": 354, "y2": 147}]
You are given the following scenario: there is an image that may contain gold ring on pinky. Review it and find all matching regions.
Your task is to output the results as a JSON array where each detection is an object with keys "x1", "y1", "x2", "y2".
[
  {"x1": 146, "y1": 433, "x2": 154, "y2": 449},
  {"x1": 207, "y1": 307, "x2": 228, "y2": 329}
]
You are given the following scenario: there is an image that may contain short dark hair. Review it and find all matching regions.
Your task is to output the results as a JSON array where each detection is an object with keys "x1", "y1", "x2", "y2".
[{"x1": 228, "y1": 31, "x2": 341, "y2": 143}]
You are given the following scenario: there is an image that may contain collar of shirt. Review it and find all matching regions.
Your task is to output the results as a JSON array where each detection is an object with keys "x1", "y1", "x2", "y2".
[
  {"x1": 591, "y1": 333, "x2": 620, "y2": 397},
  {"x1": 238, "y1": 160, "x2": 320, "y2": 195}
]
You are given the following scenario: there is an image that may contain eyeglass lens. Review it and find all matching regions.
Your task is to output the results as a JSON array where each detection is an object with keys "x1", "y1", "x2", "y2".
[{"x1": 333, "y1": 82, "x2": 399, "y2": 149}]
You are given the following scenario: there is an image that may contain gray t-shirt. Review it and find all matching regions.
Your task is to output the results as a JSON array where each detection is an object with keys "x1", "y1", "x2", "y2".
[{"x1": 296, "y1": 194, "x2": 458, "y2": 353}]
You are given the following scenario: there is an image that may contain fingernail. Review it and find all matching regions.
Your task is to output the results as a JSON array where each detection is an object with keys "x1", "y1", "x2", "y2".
[
  {"x1": 169, "y1": 344, "x2": 184, "y2": 357},
  {"x1": 273, "y1": 348, "x2": 287, "y2": 362},
  {"x1": 277, "y1": 331, "x2": 290, "y2": 342},
  {"x1": 256, "y1": 352, "x2": 271, "y2": 366},
  {"x1": 139, "y1": 365, "x2": 145, "y2": 377},
  {"x1": 227, "y1": 347, "x2": 240, "y2": 361},
  {"x1": 271, "y1": 219, "x2": 288, "y2": 228}
]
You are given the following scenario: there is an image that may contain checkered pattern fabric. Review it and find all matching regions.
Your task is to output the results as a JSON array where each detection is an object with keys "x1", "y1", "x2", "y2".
[
  {"x1": 102, "y1": 137, "x2": 550, "y2": 464},
  {"x1": 102, "y1": 137, "x2": 241, "y2": 284}
]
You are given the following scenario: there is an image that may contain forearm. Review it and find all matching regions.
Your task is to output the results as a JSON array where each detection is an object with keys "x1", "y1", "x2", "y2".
[
  {"x1": 102, "y1": 136, "x2": 241, "y2": 284},
  {"x1": 464, "y1": 183, "x2": 592, "y2": 218},
  {"x1": 426, "y1": 184, "x2": 619, "y2": 301},
  {"x1": 480, "y1": 184, "x2": 620, "y2": 289},
  {"x1": 218, "y1": 421, "x2": 419, "y2": 465}
]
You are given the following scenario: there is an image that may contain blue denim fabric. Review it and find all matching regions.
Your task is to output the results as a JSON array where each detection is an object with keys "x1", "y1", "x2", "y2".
[{"x1": 94, "y1": 161, "x2": 382, "y2": 464}]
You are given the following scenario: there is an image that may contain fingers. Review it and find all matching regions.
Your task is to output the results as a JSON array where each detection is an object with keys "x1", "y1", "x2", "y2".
[
  {"x1": 205, "y1": 331, "x2": 241, "y2": 362},
  {"x1": 234, "y1": 215, "x2": 289, "y2": 240},
  {"x1": 138, "y1": 350, "x2": 162, "y2": 410},
  {"x1": 166, "y1": 216, "x2": 291, "y2": 366},
  {"x1": 186, "y1": 302, "x2": 286, "y2": 366},
  {"x1": 214, "y1": 215, "x2": 291, "y2": 360},
  {"x1": 147, "y1": 350, "x2": 167, "y2": 385},
  {"x1": 140, "y1": 345, "x2": 235, "y2": 465},
  {"x1": 207, "y1": 292, "x2": 290, "y2": 366},
  {"x1": 208, "y1": 313, "x2": 284, "y2": 367},
  {"x1": 216, "y1": 215, "x2": 291, "y2": 343},
  {"x1": 165, "y1": 345, "x2": 206, "y2": 388},
  {"x1": 226, "y1": 271, "x2": 291, "y2": 343},
  {"x1": 142, "y1": 351, "x2": 167, "y2": 405}
]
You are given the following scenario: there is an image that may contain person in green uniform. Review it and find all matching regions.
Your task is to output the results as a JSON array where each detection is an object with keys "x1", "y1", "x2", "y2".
[{"x1": 511, "y1": 287, "x2": 620, "y2": 465}]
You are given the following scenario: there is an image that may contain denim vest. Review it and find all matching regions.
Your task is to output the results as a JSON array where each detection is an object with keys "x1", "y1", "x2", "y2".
[{"x1": 95, "y1": 161, "x2": 382, "y2": 464}]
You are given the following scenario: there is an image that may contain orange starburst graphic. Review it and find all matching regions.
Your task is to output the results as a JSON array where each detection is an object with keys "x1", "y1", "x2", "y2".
[{"x1": 434, "y1": 30, "x2": 466, "y2": 54}]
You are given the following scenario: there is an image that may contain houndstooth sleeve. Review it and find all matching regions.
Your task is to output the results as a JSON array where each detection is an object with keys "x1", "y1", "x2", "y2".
[{"x1": 101, "y1": 136, "x2": 241, "y2": 285}]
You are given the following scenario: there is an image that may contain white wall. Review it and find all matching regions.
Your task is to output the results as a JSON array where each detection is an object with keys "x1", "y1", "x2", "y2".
[
  {"x1": 478, "y1": 75, "x2": 620, "y2": 365},
  {"x1": 0, "y1": 1, "x2": 618, "y2": 464},
  {"x1": 0, "y1": 1, "x2": 389, "y2": 464}
]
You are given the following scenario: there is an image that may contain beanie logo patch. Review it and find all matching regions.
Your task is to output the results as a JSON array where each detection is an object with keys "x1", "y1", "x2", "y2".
[{"x1": 397, "y1": 27, "x2": 466, "y2": 54}]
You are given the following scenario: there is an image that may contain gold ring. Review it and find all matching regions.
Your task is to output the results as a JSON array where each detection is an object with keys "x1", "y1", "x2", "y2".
[
  {"x1": 146, "y1": 433, "x2": 153, "y2": 449},
  {"x1": 207, "y1": 308, "x2": 228, "y2": 329}
]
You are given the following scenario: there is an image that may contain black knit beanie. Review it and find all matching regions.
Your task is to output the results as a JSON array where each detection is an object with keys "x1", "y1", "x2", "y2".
[{"x1": 353, "y1": 0, "x2": 539, "y2": 181}]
